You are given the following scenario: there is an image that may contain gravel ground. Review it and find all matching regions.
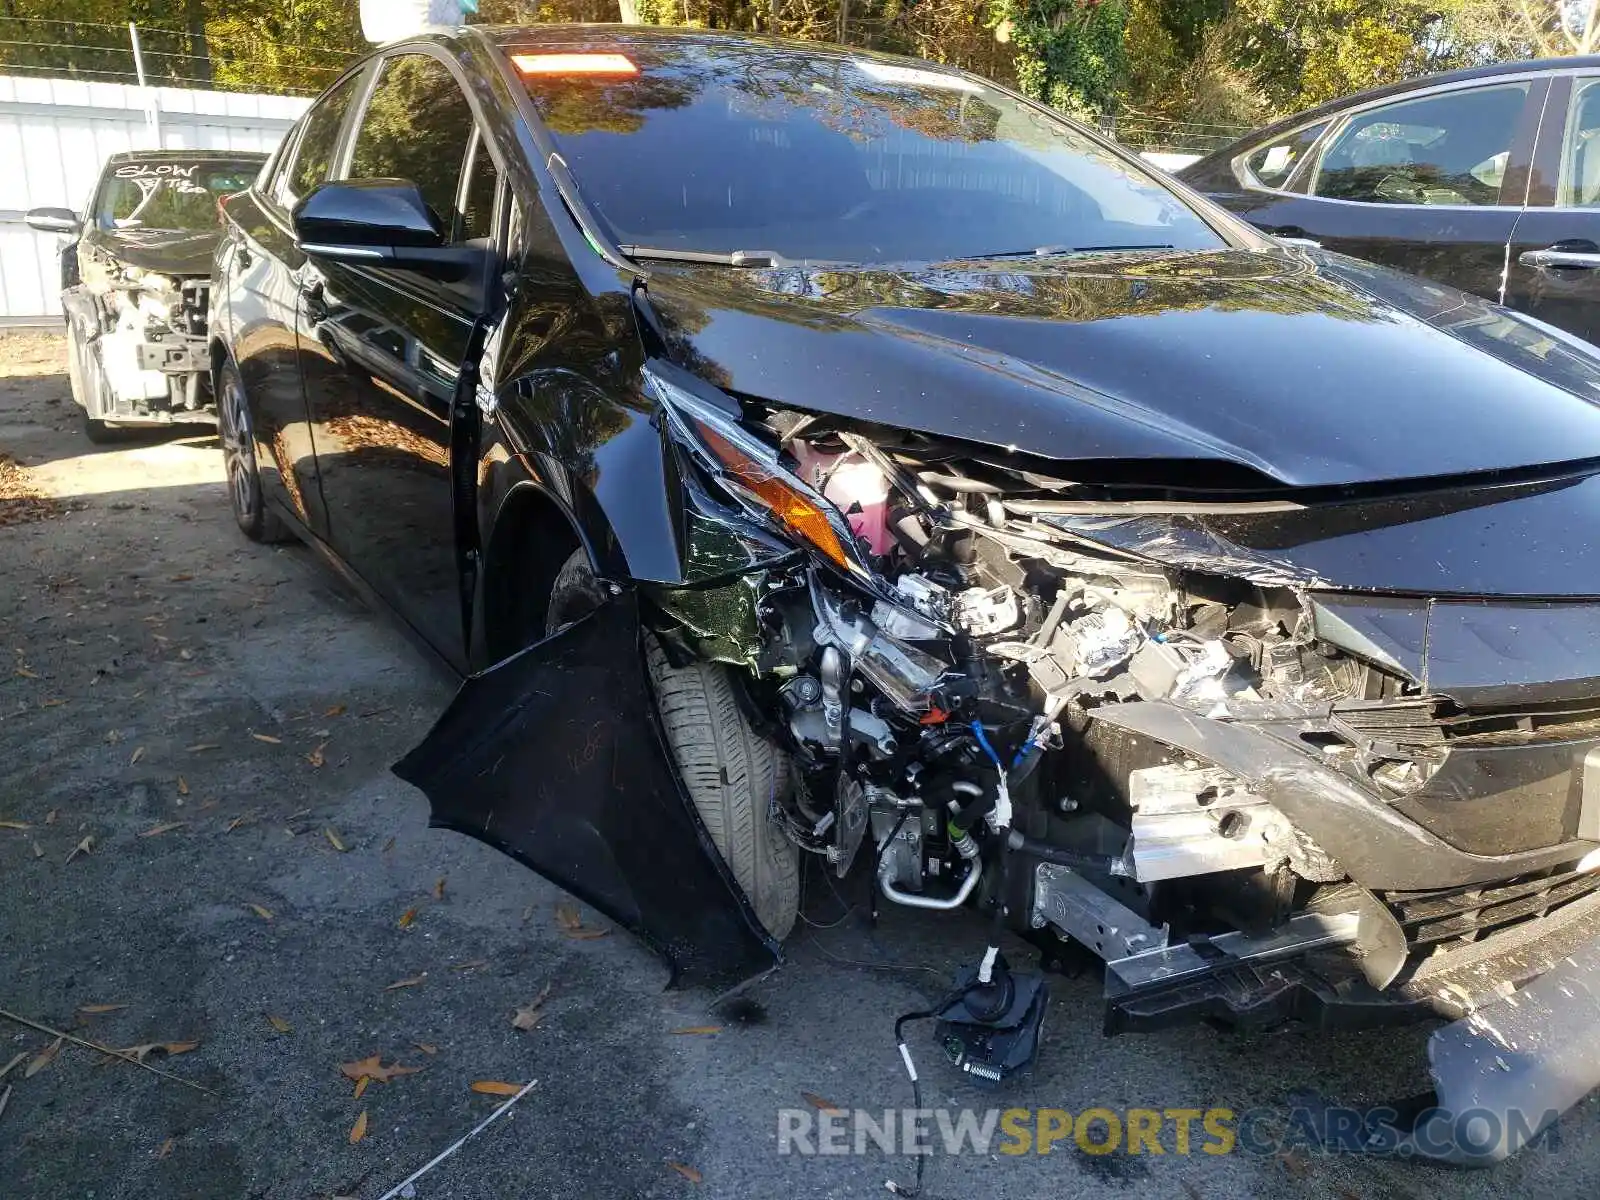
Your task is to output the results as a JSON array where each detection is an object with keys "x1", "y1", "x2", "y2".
[{"x1": 0, "y1": 331, "x2": 1596, "y2": 1199}]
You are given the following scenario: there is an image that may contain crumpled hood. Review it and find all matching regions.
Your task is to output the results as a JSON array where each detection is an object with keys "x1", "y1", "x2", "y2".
[
  {"x1": 85, "y1": 226, "x2": 219, "y2": 277},
  {"x1": 642, "y1": 247, "x2": 1600, "y2": 489}
]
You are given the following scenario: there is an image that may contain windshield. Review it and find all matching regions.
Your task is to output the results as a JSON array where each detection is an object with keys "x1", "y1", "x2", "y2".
[
  {"x1": 95, "y1": 160, "x2": 261, "y2": 232},
  {"x1": 515, "y1": 38, "x2": 1226, "y2": 264}
]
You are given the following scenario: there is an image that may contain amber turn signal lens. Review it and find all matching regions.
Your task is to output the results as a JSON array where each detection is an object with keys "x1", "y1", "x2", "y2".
[
  {"x1": 692, "y1": 422, "x2": 853, "y2": 572},
  {"x1": 512, "y1": 53, "x2": 639, "y2": 76}
]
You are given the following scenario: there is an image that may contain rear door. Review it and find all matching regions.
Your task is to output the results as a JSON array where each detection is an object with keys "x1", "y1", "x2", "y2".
[
  {"x1": 1211, "y1": 78, "x2": 1544, "y2": 302},
  {"x1": 297, "y1": 50, "x2": 503, "y2": 670},
  {"x1": 220, "y1": 67, "x2": 367, "y2": 540},
  {"x1": 1505, "y1": 72, "x2": 1600, "y2": 345}
]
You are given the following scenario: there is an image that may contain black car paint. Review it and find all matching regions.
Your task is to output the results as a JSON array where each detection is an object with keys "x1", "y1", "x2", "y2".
[
  {"x1": 1176, "y1": 59, "x2": 1600, "y2": 339},
  {"x1": 210, "y1": 28, "x2": 1600, "y2": 1001}
]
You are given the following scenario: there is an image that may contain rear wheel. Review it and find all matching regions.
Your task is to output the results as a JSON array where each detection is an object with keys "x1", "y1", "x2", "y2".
[
  {"x1": 547, "y1": 548, "x2": 800, "y2": 939},
  {"x1": 216, "y1": 356, "x2": 291, "y2": 543}
]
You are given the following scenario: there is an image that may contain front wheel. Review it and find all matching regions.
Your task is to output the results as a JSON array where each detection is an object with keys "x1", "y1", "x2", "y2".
[
  {"x1": 216, "y1": 356, "x2": 291, "y2": 543},
  {"x1": 548, "y1": 549, "x2": 800, "y2": 939}
]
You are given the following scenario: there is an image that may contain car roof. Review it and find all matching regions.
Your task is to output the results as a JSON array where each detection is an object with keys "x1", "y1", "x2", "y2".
[
  {"x1": 1196, "y1": 54, "x2": 1600, "y2": 165},
  {"x1": 480, "y1": 22, "x2": 942, "y2": 64},
  {"x1": 105, "y1": 148, "x2": 267, "y2": 163}
]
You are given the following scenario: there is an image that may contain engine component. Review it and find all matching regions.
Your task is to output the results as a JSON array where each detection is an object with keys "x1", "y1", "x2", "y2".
[{"x1": 934, "y1": 956, "x2": 1049, "y2": 1086}]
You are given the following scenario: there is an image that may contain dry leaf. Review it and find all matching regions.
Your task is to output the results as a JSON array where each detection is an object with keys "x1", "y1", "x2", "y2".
[
  {"x1": 39, "y1": 698, "x2": 66, "y2": 708},
  {"x1": 0, "y1": 1053, "x2": 25, "y2": 1082},
  {"x1": 414, "y1": 1043, "x2": 438, "y2": 1056},
  {"x1": 186, "y1": 743, "x2": 219, "y2": 753},
  {"x1": 469, "y1": 1080, "x2": 523, "y2": 1096},
  {"x1": 225, "y1": 812, "x2": 258, "y2": 833},
  {"x1": 305, "y1": 743, "x2": 327, "y2": 769},
  {"x1": 130, "y1": 747, "x2": 145, "y2": 765},
  {"x1": 267, "y1": 1014, "x2": 292, "y2": 1034},
  {"x1": 349, "y1": 1111, "x2": 368, "y2": 1144},
  {"x1": 511, "y1": 983, "x2": 553, "y2": 1031},
  {"x1": 24, "y1": 1037, "x2": 62, "y2": 1078},
  {"x1": 248, "y1": 903, "x2": 274, "y2": 921},
  {"x1": 139, "y1": 822, "x2": 185, "y2": 838},
  {"x1": 801, "y1": 1092, "x2": 844, "y2": 1115},
  {"x1": 554, "y1": 903, "x2": 583, "y2": 931},
  {"x1": 324, "y1": 704, "x2": 347, "y2": 717},
  {"x1": 44, "y1": 809, "x2": 56, "y2": 825},
  {"x1": 338, "y1": 1055, "x2": 422, "y2": 1085},
  {"x1": 667, "y1": 1161, "x2": 703, "y2": 1185},
  {"x1": 385, "y1": 975, "x2": 426, "y2": 991},
  {"x1": 352, "y1": 1076, "x2": 370, "y2": 1100},
  {"x1": 156, "y1": 1137, "x2": 175, "y2": 1160},
  {"x1": 116, "y1": 1041, "x2": 199, "y2": 1063},
  {"x1": 15, "y1": 666, "x2": 38, "y2": 679},
  {"x1": 325, "y1": 828, "x2": 348, "y2": 853},
  {"x1": 169, "y1": 573, "x2": 194, "y2": 583},
  {"x1": 251, "y1": 733, "x2": 282, "y2": 745},
  {"x1": 520, "y1": 905, "x2": 535, "y2": 924},
  {"x1": 381, "y1": 836, "x2": 396, "y2": 854},
  {"x1": 77, "y1": 1004, "x2": 127, "y2": 1016},
  {"x1": 450, "y1": 960, "x2": 488, "y2": 973},
  {"x1": 0, "y1": 820, "x2": 29, "y2": 831},
  {"x1": 176, "y1": 776, "x2": 189, "y2": 796},
  {"x1": 433, "y1": 877, "x2": 446, "y2": 901},
  {"x1": 30, "y1": 840, "x2": 43, "y2": 859},
  {"x1": 65, "y1": 835, "x2": 93, "y2": 864},
  {"x1": 397, "y1": 907, "x2": 418, "y2": 929},
  {"x1": 564, "y1": 928, "x2": 611, "y2": 941},
  {"x1": 670, "y1": 1027, "x2": 722, "y2": 1036}
]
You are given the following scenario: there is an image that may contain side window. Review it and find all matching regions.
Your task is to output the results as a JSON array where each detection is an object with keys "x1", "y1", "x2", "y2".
[
  {"x1": 1313, "y1": 84, "x2": 1529, "y2": 207},
  {"x1": 460, "y1": 132, "x2": 500, "y2": 242},
  {"x1": 283, "y1": 71, "x2": 364, "y2": 206},
  {"x1": 1559, "y1": 78, "x2": 1600, "y2": 207},
  {"x1": 348, "y1": 54, "x2": 475, "y2": 238},
  {"x1": 1241, "y1": 122, "x2": 1327, "y2": 190}
]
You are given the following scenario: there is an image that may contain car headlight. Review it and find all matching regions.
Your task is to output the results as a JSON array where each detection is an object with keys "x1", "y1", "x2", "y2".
[{"x1": 644, "y1": 364, "x2": 869, "y2": 578}]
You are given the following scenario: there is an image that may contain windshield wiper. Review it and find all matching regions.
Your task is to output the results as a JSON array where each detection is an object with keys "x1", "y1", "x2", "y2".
[
  {"x1": 958, "y1": 243, "x2": 1177, "y2": 260},
  {"x1": 621, "y1": 246, "x2": 782, "y2": 268}
]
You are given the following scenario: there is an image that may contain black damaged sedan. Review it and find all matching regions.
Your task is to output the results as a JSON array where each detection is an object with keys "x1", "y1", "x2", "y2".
[{"x1": 210, "y1": 25, "x2": 1600, "y2": 1163}]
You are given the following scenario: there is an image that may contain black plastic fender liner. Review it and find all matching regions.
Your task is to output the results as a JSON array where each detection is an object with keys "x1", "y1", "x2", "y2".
[
  {"x1": 1409, "y1": 931, "x2": 1600, "y2": 1164},
  {"x1": 1089, "y1": 701, "x2": 1595, "y2": 891},
  {"x1": 392, "y1": 591, "x2": 782, "y2": 992}
]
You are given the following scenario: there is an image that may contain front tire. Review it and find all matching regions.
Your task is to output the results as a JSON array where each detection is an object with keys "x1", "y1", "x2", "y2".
[
  {"x1": 216, "y1": 356, "x2": 290, "y2": 544},
  {"x1": 548, "y1": 549, "x2": 800, "y2": 940}
]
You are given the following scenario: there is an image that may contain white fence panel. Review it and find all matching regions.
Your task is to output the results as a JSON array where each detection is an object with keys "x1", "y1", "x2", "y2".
[{"x1": 0, "y1": 74, "x2": 309, "y2": 323}]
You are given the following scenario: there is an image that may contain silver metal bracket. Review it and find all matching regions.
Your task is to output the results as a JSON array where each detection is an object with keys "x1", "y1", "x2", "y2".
[{"x1": 1030, "y1": 862, "x2": 1167, "y2": 961}]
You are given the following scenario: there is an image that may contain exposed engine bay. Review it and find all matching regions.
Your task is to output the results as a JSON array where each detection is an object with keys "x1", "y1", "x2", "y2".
[{"x1": 81, "y1": 259, "x2": 211, "y2": 420}]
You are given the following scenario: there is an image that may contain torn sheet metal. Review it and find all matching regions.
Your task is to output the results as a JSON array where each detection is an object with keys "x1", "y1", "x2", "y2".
[{"x1": 393, "y1": 593, "x2": 780, "y2": 991}]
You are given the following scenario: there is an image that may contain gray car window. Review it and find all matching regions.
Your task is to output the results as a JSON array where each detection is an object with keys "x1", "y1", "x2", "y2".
[{"x1": 284, "y1": 71, "x2": 363, "y2": 207}]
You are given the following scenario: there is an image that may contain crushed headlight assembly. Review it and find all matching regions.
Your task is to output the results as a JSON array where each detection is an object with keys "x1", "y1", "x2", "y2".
[{"x1": 646, "y1": 363, "x2": 871, "y2": 580}]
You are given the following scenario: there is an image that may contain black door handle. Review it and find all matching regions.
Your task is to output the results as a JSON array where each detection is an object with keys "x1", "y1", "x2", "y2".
[
  {"x1": 236, "y1": 244, "x2": 252, "y2": 269},
  {"x1": 1519, "y1": 241, "x2": 1600, "y2": 270},
  {"x1": 303, "y1": 279, "x2": 329, "y2": 324}
]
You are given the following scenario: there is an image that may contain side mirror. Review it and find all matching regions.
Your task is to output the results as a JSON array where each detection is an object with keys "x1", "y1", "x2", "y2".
[
  {"x1": 26, "y1": 207, "x2": 80, "y2": 235},
  {"x1": 293, "y1": 179, "x2": 480, "y2": 280}
]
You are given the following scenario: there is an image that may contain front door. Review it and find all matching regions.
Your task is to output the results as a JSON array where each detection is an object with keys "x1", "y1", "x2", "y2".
[{"x1": 296, "y1": 51, "x2": 502, "y2": 671}]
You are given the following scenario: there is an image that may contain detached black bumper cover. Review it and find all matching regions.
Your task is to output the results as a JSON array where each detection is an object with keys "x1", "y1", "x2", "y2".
[
  {"x1": 392, "y1": 594, "x2": 781, "y2": 992},
  {"x1": 1413, "y1": 930, "x2": 1600, "y2": 1164}
]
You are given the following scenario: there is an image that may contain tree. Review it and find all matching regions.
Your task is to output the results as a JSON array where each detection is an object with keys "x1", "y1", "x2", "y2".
[{"x1": 987, "y1": 0, "x2": 1128, "y2": 118}]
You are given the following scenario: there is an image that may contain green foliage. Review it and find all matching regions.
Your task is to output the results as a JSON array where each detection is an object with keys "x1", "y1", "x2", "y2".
[{"x1": 987, "y1": 0, "x2": 1128, "y2": 118}]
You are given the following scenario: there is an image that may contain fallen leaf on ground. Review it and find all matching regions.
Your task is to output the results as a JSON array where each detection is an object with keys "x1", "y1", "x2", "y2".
[
  {"x1": 225, "y1": 812, "x2": 259, "y2": 833},
  {"x1": 156, "y1": 1137, "x2": 174, "y2": 1160},
  {"x1": 24, "y1": 1038, "x2": 61, "y2": 1078},
  {"x1": 248, "y1": 903, "x2": 274, "y2": 921},
  {"x1": 564, "y1": 928, "x2": 611, "y2": 941},
  {"x1": 169, "y1": 573, "x2": 194, "y2": 583},
  {"x1": 0, "y1": 820, "x2": 28, "y2": 831},
  {"x1": 554, "y1": 903, "x2": 583, "y2": 931},
  {"x1": 77, "y1": 1004, "x2": 127, "y2": 1016},
  {"x1": 130, "y1": 747, "x2": 145, "y2": 765},
  {"x1": 397, "y1": 908, "x2": 418, "y2": 929},
  {"x1": 511, "y1": 983, "x2": 553, "y2": 1031},
  {"x1": 385, "y1": 975, "x2": 426, "y2": 991},
  {"x1": 0, "y1": 1085, "x2": 11, "y2": 1124},
  {"x1": 381, "y1": 836, "x2": 395, "y2": 854},
  {"x1": 520, "y1": 904, "x2": 535, "y2": 924},
  {"x1": 0, "y1": 1052, "x2": 26, "y2": 1081},
  {"x1": 349, "y1": 1111, "x2": 368, "y2": 1144},
  {"x1": 433, "y1": 876, "x2": 446, "y2": 901},
  {"x1": 176, "y1": 776, "x2": 189, "y2": 796},
  {"x1": 39, "y1": 697, "x2": 65, "y2": 707},
  {"x1": 186, "y1": 743, "x2": 219, "y2": 753},
  {"x1": 325, "y1": 828, "x2": 348, "y2": 853},
  {"x1": 670, "y1": 1027, "x2": 722, "y2": 1036},
  {"x1": 305, "y1": 743, "x2": 327, "y2": 769},
  {"x1": 339, "y1": 1056, "x2": 422, "y2": 1085},
  {"x1": 1276, "y1": 1150, "x2": 1313, "y2": 1180},
  {"x1": 324, "y1": 704, "x2": 347, "y2": 717},
  {"x1": 352, "y1": 1076, "x2": 370, "y2": 1100},
  {"x1": 667, "y1": 1161, "x2": 703, "y2": 1185},
  {"x1": 266, "y1": 1014, "x2": 292, "y2": 1034},
  {"x1": 414, "y1": 1043, "x2": 438, "y2": 1055},
  {"x1": 115, "y1": 1041, "x2": 199, "y2": 1063},
  {"x1": 64, "y1": 835, "x2": 93, "y2": 864},
  {"x1": 44, "y1": 809, "x2": 56, "y2": 825},
  {"x1": 251, "y1": 733, "x2": 282, "y2": 745},
  {"x1": 139, "y1": 822, "x2": 185, "y2": 838},
  {"x1": 15, "y1": 666, "x2": 38, "y2": 679},
  {"x1": 450, "y1": 960, "x2": 488, "y2": 973},
  {"x1": 470, "y1": 1080, "x2": 524, "y2": 1096},
  {"x1": 30, "y1": 841, "x2": 42, "y2": 859},
  {"x1": 802, "y1": 1092, "x2": 844, "y2": 1115}
]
